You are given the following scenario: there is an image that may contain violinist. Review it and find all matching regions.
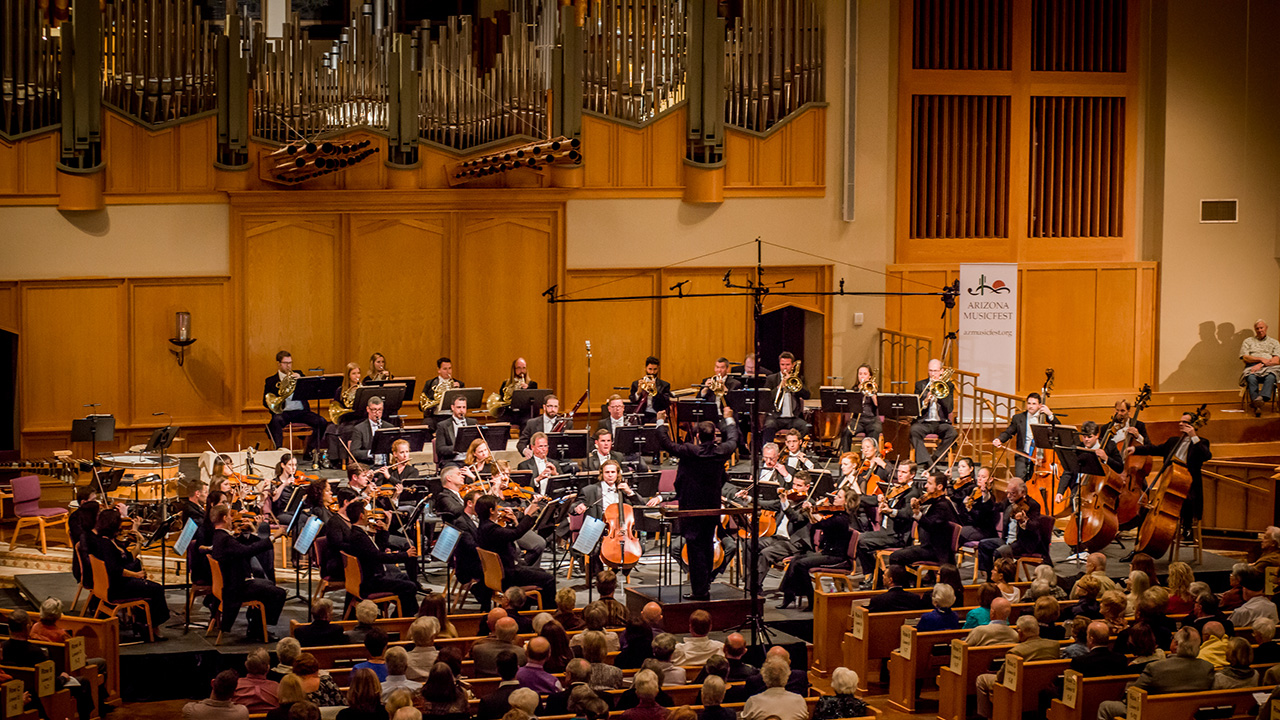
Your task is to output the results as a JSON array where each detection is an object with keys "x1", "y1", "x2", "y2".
[
  {"x1": 887, "y1": 470, "x2": 961, "y2": 569},
  {"x1": 832, "y1": 452, "x2": 874, "y2": 532},
  {"x1": 947, "y1": 457, "x2": 977, "y2": 506},
  {"x1": 320, "y1": 487, "x2": 362, "y2": 577},
  {"x1": 210, "y1": 504, "x2": 287, "y2": 642},
  {"x1": 975, "y1": 478, "x2": 1048, "y2": 581},
  {"x1": 449, "y1": 490, "x2": 492, "y2": 610},
  {"x1": 959, "y1": 465, "x2": 999, "y2": 544},
  {"x1": 88, "y1": 508, "x2": 169, "y2": 639},
  {"x1": 992, "y1": 392, "x2": 1057, "y2": 480},
  {"x1": 1103, "y1": 399, "x2": 1148, "y2": 461},
  {"x1": 856, "y1": 461, "x2": 920, "y2": 588},
  {"x1": 517, "y1": 433, "x2": 560, "y2": 496},
  {"x1": 629, "y1": 356, "x2": 672, "y2": 422},
  {"x1": 299, "y1": 476, "x2": 333, "y2": 525},
  {"x1": 749, "y1": 470, "x2": 814, "y2": 598},
  {"x1": 777, "y1": 488, "x2": 859, "y2": 611},
  {"x1": 518, "y1": 395, "x2": 566, "y2": 456},
  {"x1": 433, "y1": 466, "x2": 468, "y2": 526},
  {"x1": 476, "y1": 495, "x2": 556, "y2": 608},
  {"x1": 839, "y1": 364, "x2": 882, "y2": 453},
  {"x1": 1124, "y1": 410, "x2": 1212, "y2": 544},
  {"x1": 779, "y1": 430, "x2": 816, "y2": 473},
  {"x1": 266, "y1": 453, "x2": 303, "y2": 522},
  {"x1": 462, "y1": 439, "x2": 546, "y2": 568},
  {"x1": 343, "y1": 503, "x2": 421, "y2": 613}
]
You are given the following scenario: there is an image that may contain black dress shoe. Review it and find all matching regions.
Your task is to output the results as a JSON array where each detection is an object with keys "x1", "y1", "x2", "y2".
[
  {"x1": 682, "y1": 593, "x2": 710, "y2": 601},
  {"x1": 1119, "y1": 551, "x2": 1135, "y2": 563},
  {"x1": 776, "y1": 596, "x2": 794, "y2": 610}
]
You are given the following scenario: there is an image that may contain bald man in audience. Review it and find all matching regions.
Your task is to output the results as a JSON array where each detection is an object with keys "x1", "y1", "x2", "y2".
[
  {"x1": 976, "y1": 615, "x2": 1060, "y2": 717},
  {"x1": 641, "y1": 602, "x2": 665, "y2": 633},
  {"x1": 471, "y1": 617, "x2": 526, "y2": 676},
  {"x1": 1070, "y1": 621, "x2": 1129, "y2": 677},
  {"x1": 1198, "y1": 621, "x2": 1229, "y2": 668},
  {"x1": 516, "y1": 636, "x2": 564, "y2": 694},
  {"x1": 1069, "y1": 553, "x2": 1118, "y2": 596},
  {"x1": 964, "y1": 598, "x2": 1019, "y2": 645}
]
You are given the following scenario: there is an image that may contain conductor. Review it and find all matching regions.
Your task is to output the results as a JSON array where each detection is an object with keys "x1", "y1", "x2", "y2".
[{"x1": 655, "y1": 405, "x2": 739, "y2": 601}]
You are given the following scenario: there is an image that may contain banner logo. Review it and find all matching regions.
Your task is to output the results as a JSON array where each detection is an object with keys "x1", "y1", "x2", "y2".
[{"x1": 967, "y1": 274, "x2": 1011, "y2": 296}]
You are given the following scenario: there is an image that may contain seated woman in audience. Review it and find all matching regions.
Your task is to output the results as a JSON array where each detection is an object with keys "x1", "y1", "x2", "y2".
[
  {"x1": 937, "y1": 565, "x2": 966, "y2": 606},
  {"x1": 616, "y1": 618, "x2": 656, "y2": 669},
  {"x1": 992, "y1": 558, "x2": 1021, "y2": 603},
  {"x1": 917, "y1": 584, "x2": 961, "y2": 631},
  {"x1": 336, "y1": 668, "x2": 386, "y2": 720},
  {"x1": 1060, "y1": 617, "x2": 1090, "y2": 659},
  {"x1": 434, "y1": 646, "x2": 474, "y2": 701},
  {"x1": 1098, "y1": 590, "x2": 1128, "y2": 634},
  {"x1": 583, "y1": 631, "x2": 624, "y2": 691},
  {"x1": 1214, "y1": 637, "x2": 1259, "y2": 689},
  {"x1": 267, "y1": 674, "x2": 308, "y2": 720},
  {"x1": 293, "y1": 652, "x2": 345, "y2": 708},
  {"x1": 698, "y1": 676, "x2": 734, "y2": 720},
  {"x1": 570, "y1": 686, "x2": 611, "y2": 720},
  {"x1": 813, "y1": 666, "x2": 867, "y2": 720},
  {"x1": 532, "y1": 612, "x2": 554, "y2": 633},
  {"x1": 668, "y1": 706, "x2": 698, "y2": 720},
  {"x1": 30, "y1": 597, "x2": 69, "y2": 643},
  {"x1": 964, "y1": 583, "x2": 1001, "y2": 629},
  {"x1": 383, "y1": 688, "x2": 415, "y2": 720},
  {"x1": 1128, "y1": 553, "x2": 1158, "y2": 586},
  {"x1": 417, "y1": 593, "x2": 458, "y2": 639},
  {"x1": 405, "y1": 616, "x2": 439, "y2": 682},
  {"x1": 1024, "y1": 565, "x2": 1067, "y2": 600},
  {"x1": 1165, "y1": 561, "x2": 1196, "y2": 615},
  {"x1": 272, "y1": 638, "x2": 302, "y2": 681},
  {"x1": 349, "y1": 601, "x2": 381, "y2": 645},
  {"x1": 296, "y1": 599, "x2": 349, "y2": 647},
  {"x1": 1124, "y1": 571, "x2": 1150, "y2": 615},
  {"x1": 620, "y1": 670, "x2": 668, "y2": 720},
  {"x1": 420, "y1": 662, "x2": 470, "y2": 718},
  {"x1": 1135, "y1": 587, "x2": 1175, "y2": 649},
  {"x1": 554, "y1": 587, "x2": 585, "y2": 631},
  {"x1": 569, "y1": 603, "x2": 620, "y2": 652},
  {"x1": 540, "y1": 618, "x2": 574, "y2": 674},
  {"x1": 1068, "y1": 574, "x2": 1103, "y2": 619},
  {"x1": 1221, "y1": 563, "x2": 1250, "y2": 611},
  {"x1": 1123, "y1": 624, "x2": 1165, "y2": 671},
  {"x1": 1034, "y1": 596, "x2": 1065, "y2": 639},
  {"x1": 741, "y1": 658, "x2": 807, "y2": 720},
  {"x1": 1253, "y1": 617, "x2": 1280, "y2": 664}
]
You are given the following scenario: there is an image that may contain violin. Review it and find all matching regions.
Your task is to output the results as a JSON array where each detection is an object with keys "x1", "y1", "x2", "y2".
[
  {"x1": 116, "y1": 517, "x2": 143, "y2": 555},
  {"x1": 964, "y1": 483, "x2": 985, "y2": 511},
  {"x1": 228, "y1": 472, "x2": 264, "y2": 487},
  {"x1": 291, "y1": 470, "x2": 320, "y2": 486},
  {"x1": 911, "y1": 487, "x2": 946, "y2": 513},
  {"x1": 884, "y1": 483, "x2": 912, "y2": 501}
]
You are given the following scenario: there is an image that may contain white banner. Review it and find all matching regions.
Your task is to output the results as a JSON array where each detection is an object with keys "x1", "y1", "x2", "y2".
[{"x1": 958, "y1": 264, "x2": 1018, "y2": 396}]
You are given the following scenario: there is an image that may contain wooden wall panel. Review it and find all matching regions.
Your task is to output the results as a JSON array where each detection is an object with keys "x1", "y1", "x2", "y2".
[
  {"x1": 885, "y1": 262, "x2": 1158, "y2": 395},
  {"x1": 103, "y1": 113, "x2": 140, "y2": 193},
  {"x1": 239, "y1": 216, "x2": 341, "y2": 411},
  {"x1": 658, "y1": 270, "x2": 752, "y2": 390},
  {"x1": 560, "y1": 273, "x2": 659, "y2": 409},
  {"x1": 0, "y1": 284, "x2": 17, "y2": 333},
  {"x1": 723, "y1": 106, "x2": 828, "y2": 192},
  {"x1": 347, "y1": 216, "x2": 448, "y2": 382},
  {"x1": 177, "y1": 118, "x2": 216, "y2": 191},
  {"x1": 129, "y1": 279, "x2": 234, "y2": 424},
  {"x1": 455, "y1": 214, "x2": 559, "y2": 402},
  {"x1": 0, "y1": 132, "x2": 58, "y2": 197},
  {"x1": 21, "y1": 282, "x2": 126, "y2": 431}
]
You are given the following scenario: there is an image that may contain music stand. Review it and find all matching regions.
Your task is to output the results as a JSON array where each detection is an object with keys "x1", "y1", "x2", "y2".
[
  {"x1": 72, "y1": 415, "x2": 115, "y2": 495},
  {"x1": 364, "y1": 376, "x2": 416, "y2": 399},
  {"x1": 614, "y1": 425, "x2": 659, "y2": 458},
  {"x1": 510, "y1": 389, "x2": 552, "y2": 417},
  {"x1": 354, "y1": 384, "x2": 407, "y2": 421},
  {"x1": 819, "y1": 387, "x2": 862, "y2": 413},
  {"x1": 293, "y1": 374, "x2": 344, "y2": 405},
  {"x1": 807, "y1": 469, "x2": 835, "y2": 499},
  {"x1": 546, "y1": 432, "x2": 590, "y2": 463},
  {"x1": 674, "y1": 399, "x2": 719, "y2": 422},
  {"x1": 145, "y1": 424, "x2": 179, "y2": 591},
  {"x1": 508, "y1": 470, "x2": 534, "y2": 488},
  {"x1": 441, "y1": 387, "x2": 483, "y2": 413},
  {"x1": 373, "y1": 426, "x2": 431, "y2": 456},
  {"x1": 879, "y1": 394, "x2": 920, "y2": 420},
  {"x1": 630, "y1": 472, "x2": 660, "y2": 497}
]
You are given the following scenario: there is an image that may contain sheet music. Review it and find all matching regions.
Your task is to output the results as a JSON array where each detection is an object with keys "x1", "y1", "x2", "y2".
[
  {"x1": 431, "y1": 525, "x2": 461, "y2": 562},
  {"x1": 293, "y1": 516, "x2": 324, "y2": 555},
  {"x1": 572, "y1": 516, "x2": 607, "y2": 555}
]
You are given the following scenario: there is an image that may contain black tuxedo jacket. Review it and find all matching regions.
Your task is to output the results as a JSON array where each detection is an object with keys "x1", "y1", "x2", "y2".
[
  {"x1": 915, "y1": 494, "x2": 961, "y2": 561},
  {"x1": 656, "y1": 420, "x2": 739, "y2": 510},
  {"x1": 629, "y1": 378, "x2": 673, "y2": 413},
  {"x1": 912, "y1": 378, "x2": 955, "y2": 421},
  {"x1": 998, "y1": 496, "x2": 1051, "y2": 557},
  {"x1": 345, "y1": 524, "x2": 412, "y2": 580},
  {"x1": 478, "y1": 514, "x2": 538, "y2": 570},
  {"x1": 210, "y1": 529, "x2": 272, "y2": 597},
  {"x1": 596, "y1": 417, "x2": 630, "y2": 435},
  {"x1": 583, "y1": 450, "x2": 626, "y2": 473},
  {"x1": 423, "y1": 377, "x2": 465, "y2": 415},
  {"x1": 452, "y1": 513, "x2": 483, "y2": 583},
  {"x1": 263, "y1": 372, "x2": 309, "y2": 413},
  {"x1": 434, "y1": 488, "x2": 466, "y2": 525},
  {"x1": 997, "y1": 410, "x2": 1058, "y2": 451},
  {"x1": 349, "y1": 418, "x2": 393, "y2": 464},
  {"x1": 764, "y1": 372, "x2": 811, "y2": 418},
  {"x1": 880, "y1": 485, "x2": 921, "y2": 539},
  {"x1": 434, "y1": 416, "x2": 476, "y2": 464},
  {"x1": 1134, "y1": 434, "x2": 1212, "y2": 486},
  {"x1": 577, "y1": 481, "x2": 641, "y2": 520},
  {"x1": 518, "y1": 415, "x2": 568, "y2": 454}
]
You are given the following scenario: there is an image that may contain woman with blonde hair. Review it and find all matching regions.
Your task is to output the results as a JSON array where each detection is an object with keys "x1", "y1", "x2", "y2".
[
  {"x1": 1099, "y1": 590, "x2": 1128, "y2": 634},
  {"x1": 266, "y1": 674, "x2": 308, "y2": 720},
  {"x1": 1166, "y1": 561, "x2": 1196, "y2": 614},
  {"x1": 1125, "y1": 571, "x2": 1150, "y2": 615}
]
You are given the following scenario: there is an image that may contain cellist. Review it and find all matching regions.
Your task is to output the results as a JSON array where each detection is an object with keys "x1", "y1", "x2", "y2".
[
  {"x1": 572, "y1": 460, "x2": 660, "y2": 574},
  {"x1": 1124, "y1": 411, "x2": 1212, "y2": 545}
]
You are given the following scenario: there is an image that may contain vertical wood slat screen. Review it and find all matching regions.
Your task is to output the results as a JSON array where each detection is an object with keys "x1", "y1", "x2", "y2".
[
  {"x1": 912, "y1": 0, "x2": 1011, "y2": 71},
  {"x1": 1032, "y1": 0, "x2": 1127, "y2": 72},
  {"x1": 910, "y1": 95, "x2": 1010, "y2": 239},
  {"x1": 1028, "y1": 96, "x2": 1124, "y2": 238}
]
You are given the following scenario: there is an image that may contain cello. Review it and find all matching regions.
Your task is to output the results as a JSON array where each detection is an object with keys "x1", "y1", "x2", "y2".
[
  {"x1": 1113, "y1": 385, "x2": 1153, "y2": 527},
  {"x1": 1064, "y1": 427, "x2": 1122, "y2": 552},
  {"x1": 1024, "y1": 369, "x2": 1071, "y2": 517},
  {"x1": 600, "y1": 500, "x2": 643, "y2": 572},
  {"x1": 1135, "y1": 404, "x2": 1209, "y2": 558}
]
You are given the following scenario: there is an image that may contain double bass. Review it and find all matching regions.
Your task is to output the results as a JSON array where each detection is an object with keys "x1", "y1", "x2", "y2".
[
  {"x1": 1064, "y1": 435, "x2": 1123, "y2": 553},
  {"x1": 1024, "y1": 369, "x2": 1071, "y2": 517},
  {"x1": 1114, "y1": 385, "x2": 1154, "y2": 527},
  {"x1": 1135, "y1": 404, "x2": 1209, "y2": 557}
]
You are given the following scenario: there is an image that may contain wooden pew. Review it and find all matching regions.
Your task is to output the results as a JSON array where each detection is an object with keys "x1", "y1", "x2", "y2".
[
  {"x1": 885, "y1": 626, "x2": 970, "y2": 712},
  {"x1": 533, "y1": 696, "x2": 832, "y2": 720},
  {"x1": 0, "y1": 678, "x2": 40, "y2": 720},
  {"x1": 288, "y1": 608, "x2": 575, "y2": 640},
  {"x1": 0, "y1": 609, "x2": 119, "y2": 707},
  {"x1": 990, "y1": 653, "x2": 1071, "y2": 720},
  {"x1": 1046, "y1": 670, "x2": 1138, "y2": 720},
  {"x1": 938, "y1": 639, "x2": 1020, "y2": 720},
  {"x1": 0, "y1": 661, "x2": 74, "y2": 720},
  {"x1": 1121, "y1": 684, "x2": 1275, "y2": 720}
]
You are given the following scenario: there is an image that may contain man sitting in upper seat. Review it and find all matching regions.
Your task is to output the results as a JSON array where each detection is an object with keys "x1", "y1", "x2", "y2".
[
  {"x1": 867, "y1": 564, "x2": 930, "y2": 613},
  {"x1": 975, "y1": 615, "x2": 1060, "y2": 718},
  {"x1": 1241, "y1": 320, "x2": 1280, "y2": 416}
]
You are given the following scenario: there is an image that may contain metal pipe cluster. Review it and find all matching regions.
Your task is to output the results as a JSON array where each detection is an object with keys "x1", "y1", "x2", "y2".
[
  {"x1": 101, "y1": 0, "x2": 218, "y2": 125},
  {"x1": 268, "y1": 137, "x2": 379, "y2": 183},
  {"x1": 582, "y1": 0, "x2": 688, "y2": 124},
  {"x1": 0, "y1": 0, "x2": 62, "y2": 138},
  {"x1": 448, "y1": 135, "x2": 581, "y2": 184},
  {"x1": 724, "y1": 0, "x2": 824, "y2": 132}
]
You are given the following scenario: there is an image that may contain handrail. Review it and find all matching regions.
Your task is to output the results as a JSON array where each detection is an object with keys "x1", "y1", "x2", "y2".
[
  {"x1": 878, "y1": 328, "x2": 933, "y2": 395},
  {"x1": 1201, "y1": 468, "x2": 1269, "y2": 493}
]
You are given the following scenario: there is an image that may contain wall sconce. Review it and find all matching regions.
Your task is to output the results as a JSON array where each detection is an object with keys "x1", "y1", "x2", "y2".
[{"x1": 168, "y1": 311, "x2": 196, "y2": 366}]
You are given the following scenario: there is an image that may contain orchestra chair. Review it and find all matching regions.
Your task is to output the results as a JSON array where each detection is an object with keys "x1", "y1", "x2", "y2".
[
  {"x1": 1239, "y1": 383, "x2": 1279, "y2": 414},
  {"x1": 88, "y1": 556, "x2": 154, "y2": 642},
  {"x1": 341, "y1": 552, "x2": 402, "y2": 619},
  {"x1": 445, "y1": 565, "x2": 475, "y2": 613},
  {"x1": 184, "y1": 546, "x2": 214, "y2": 631},
  {"x1": 8, "y1": 475, "x2": 71, "y2": 554},
  {"x1": 0, "y1": 481, "x2": 12, "y2": 520},
  {"x1": 564, "y1": 512, "x2": 586, "y2": 579},
  {"x1": 1170, "y1": 520, "x2": 1204, "y2": 565},
  {"x1": 310, "y1": 537, "x2": 344, "y2": 602},
  {"x1": 206, "y1": 556, "x2": 268, "y2": 645},
  {"x1": 872, "y1": 521, "x2": 917, "y2": 589},
  {"x1": 1013, "y1": 515, "x2": 1056, "y2": 580},
  {"x1": 265, "y1": 422, "x2": 313, "y2": 455},
  {"x1": 907, "y1": 522, "x2": 964, "y2": 587},
  {"x1": 957, "y1": 513, "x2": 1002, "y2": 583},
  {"x1": 806, "y1": 529, "x2": 861, "y2": 583},
  {"x1": 477, "y1": 548, "x2": 543, "y2": 610}
]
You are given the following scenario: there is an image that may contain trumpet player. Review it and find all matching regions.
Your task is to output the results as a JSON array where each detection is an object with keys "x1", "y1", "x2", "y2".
[
  {"x1": 910, "y1": 359, "x2": 958, "y2": 468},
  {"x1": 840, "y1": 364, "x2": 883, "y2": 453},
  {"x1": 699, "y1": 357, "x2": 742, "y2": 410},
  {"x1": 518, "y1": 395, "x2": 566, "y2": 456},
  {"x1": 263, "y1": 350, "x2": 329, "y2": 464},
  {"x1": 764, "y1": 352, "x2": 811, "y2": 443},
  {"x1": 629, "y1": 356, "x2": 672, "y2": 422},
  {"x1": 421, "y1": 357, "x2": 463, "y2": 435}
]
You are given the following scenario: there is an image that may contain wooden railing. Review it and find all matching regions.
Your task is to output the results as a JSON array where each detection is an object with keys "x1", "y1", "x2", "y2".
[
  {"x1": 878, "y1": 328, "x2": 933, "y2": 394},
  {"x1": 1199, "y1": 460, "x2": 1280, "y2": 533}
]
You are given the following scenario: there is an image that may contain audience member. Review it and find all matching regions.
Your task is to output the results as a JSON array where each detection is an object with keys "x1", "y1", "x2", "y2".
[
  {"x1": 722, "y1": 632, "x2": 760, "y2": 681},
  {"x1": 1165, "y1": 561, "x2": 1196, "y2": 614},
  {"x1": 1124, "y1": 571, "x2": 1150, "y2": 615},
  {"x1": 668, "y1": 707, "x2": 697, "y2": 720},
  {"x1": 406, "y1": 616, "x2": 440, "y2": 681},
  {"x1": 1230, "y1": 567, "x2": 1278, "y2": 627},
  {"x1": 742, "y1": 647, "x2": 808, "y2": 697},
  {"x1": 1124, "y1": 624, "x2": 1165, "y2": 671},
  {"x1": 507, "y1": 688, "x2": 540, "y2": 717},
  {"x1": 615, "y1": 660, "x2": 675, "y2": 710},
  {"x1": 503, "y1": 588, "x2": 535, "y2": 634},
  {"x1": 1198, "y1": 622, "x2": 1229, "y2": 668},
  {"x1": 184, "y1": 669, "x2": 249, "y2": 720},
  {"x1": 380, "y1": 647, "x2": 422, "y2": 701},
  {"x1": 641, "y1": 603, "x2": 665, "y2": 634},
  {"x1": 650, "y1": 633, "x2": 687, "y2": 685},
  {"x1": 434, "y1": 646, "x2": 474, "y2": 701},
  {"x1": 867, "y1": 565, "x2": 929, "y2": 612},
  {"x1": 352, "y1": 628, "x2": 390, "y2": 682},
  {"x1": 963, "y1": 584, "x2": 1000, "y2": 628},
  {"x1": 540, "y1": 619, "x2": 574, "y2": 673},
  {"x1": 1128, "y1": 553, "x2": 1158, "y2": 586},
  {"x1": 1221, "y1": 564, "x2": 1249, "y2": 611},
  {"x1": 232, "y1": 648, "x2": 280, "y2": 714},
  {"x1": 472, "y1": 617, "x2": 527, "y2": 676},
  {"x1": 384, "y1": 688, "x2": 414, "y2": 719},
  {"x1": 531, "y1": 612, "x2": 554, "y2": 634},
  {"x1": 271, "y1": 638, "x2": 302, "y2": 682},
  {"x1": 417, "y1": 593, "x2": 459, "y2": 639},
  {"x1": 1253, "y1": 617, "x2": 1280, "y2": 664},
  {"x1": 698, "y1": 676, "x2": 734, "y2": 720},
  {"x1": 30, "y1": 597, "x2": 70, "y2": 642},
  {"x1": 348, "y1": 601, "x2": 381, "y2": 646},
  {"x1": 477, "y1": 651, "x2": 522, "y2": 720},
  {"x1": 294, "y1": 652, "x2": 346, "y2": 708},
  {"x1": 1069, "y1": 554, "x2": 1117, "y2": 596},
  {"x1": 1060, "y1": 617, "x2": 1089, "y2": 659},
  {"x1": 392, "y1": 709, "x2": 423, "y2": 720},
  {"x1": 295, "y1": 599, "x2": 350, "y2": 647},
  {"x1": 1070, "y1": 621, "x2": 1128, "y2": 677},
  {"x1": 672, "y1": 610, "x2": 724, "y2": 665},
  {"x1": 543, "y1": 659, "x2": 598, "y2": 716},
  {"x1": 421, "y1": 662, "x2": 471, "y2": 717},
  {"x1": 1095, "y1": 628, "x2": 1213, "y2": 720},
  {"x1": 917, "y1": 583, "x2": 960, "y2": 631},
  {"x1": 964, "y1": 597, "x2": 1017, "y2": 645},
  {"x1": 991, "y1": 558, "x2": 1021, "y2": 603},
  {"x1": 813, "y1": 666, "x2": 866, "y2": 720},
  {"x1": 975, "y1": 615, "x2": 1059, "y2": 718},
  {"x1": 1214, "y1": 637, "x2": 1258, "y2": 689},
  {"x1": 741, "y1": 658, "x2": 806, "y2": 720},
  {"x1": 335, "y1": 668, "x2": 385, "y2": 720},
  {"x1": 569, "y1": 603, "x2": 621, "y2": 652},
  {"x1": 265, "y1": 674, "x2": 307, "y2": 720},
  {"x1": 616, "y1": 618, "x2": 656, "y2": 669},
  {"x1": 1034, "y1": 596, "x2": 1065, "y2": 639},
  {"x1": 568, "y1": 686, "x2": 609, "y2": 720},
  {"x1": 1098, "y1": 591, "x2": 1127, "y2": 634},
  {"x1": 1025, "y1": 565, "x2": 1067, "y2": 600},
  {"x1": 583, "y1": 631, "x2": 624, "y2": 690},
  {"x1": 1068, "y1": 574, "x2": 1103, "y2": 619},
  {"x1": 597, "y1": 571, "x2": 631, "y2": 627},
  {"x1": 288, "y1": 701, "x2": 321, "y2": 720},
  {"x1": 516, "y1": 636, "x2": 565, "y2": 694},
  {"x1": 1189, "y1": 592, "x2": 1235, "y2": 638},
  {"x1": 553, "y1": 588, "x2": 585, "y2": 631},
  {"x1": 620, "y1": 670, "x2": 669, "y2": 720},
  {"x1": 1254, "y1": 527, "x2": 1280, "y2": 570}
]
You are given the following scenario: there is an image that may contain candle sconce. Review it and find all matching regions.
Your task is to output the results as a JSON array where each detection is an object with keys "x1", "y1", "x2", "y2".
[{"x1": 168, "y1": 311, "x2": 196, "y2": 366}]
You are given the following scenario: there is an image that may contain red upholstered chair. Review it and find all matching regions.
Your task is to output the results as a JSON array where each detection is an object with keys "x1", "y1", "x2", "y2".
[{"x1": 8, "y1": 475, "x2": 71, "y2": 553}]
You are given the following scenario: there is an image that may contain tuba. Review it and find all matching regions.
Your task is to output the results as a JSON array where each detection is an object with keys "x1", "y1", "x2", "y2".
[
  {"x1": 419, "y1": 379, "x2": 453, "y2": 414},
  {"x1": 329, "y1": 384, "x2": 357, "y2": 424},
  {"x1": 265, "y1": 373, "x2": 297, "y2": 414},
  {"x1": 774, "y1": 360, "x2": 803, "y2": 411}
]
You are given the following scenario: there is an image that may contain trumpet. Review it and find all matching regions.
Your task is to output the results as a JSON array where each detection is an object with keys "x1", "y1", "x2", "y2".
[
  {"x1": 774, "y1": 360, "x2": 803, "y2": 411},
  {"x1": 707, "y1": 374, "x2": 728, "y2": 401}
]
